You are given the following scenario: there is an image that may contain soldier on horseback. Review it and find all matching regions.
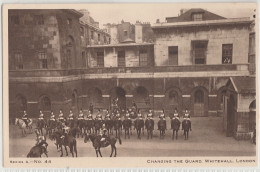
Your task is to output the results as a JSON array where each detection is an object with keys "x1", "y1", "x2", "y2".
[
  {"x1": 22, "y1": 110, "x2": 29, "y2": 127},
  {"x1": 159, "y1": 109, "x2": 166, "y2": 120},
  {"x1": 125, "y1": 110, "x2": 131, "y2": 120},
  {"x1": 58, "y1": 109, "x2": 65, "y2": 123},
  {"x1": 115, "y1": 110, "x2": 121, "y2": 120},
  {"x1": 96, "y1": 109, "x2": 103, "y2": 121},
  {"x1": 88, "y1": 110, "x2": 93, "y2": 120},
  {"x1": 183, "y1": 109, "x2": 190, "y2": 121},
  {"x1": 137, "y1": 110, "x2": 143, "y2": 120},
  {"x1": 50, "y1": 111, "x2": 56, "y2": 121},
  {"x1": 99, "y1": 124, "x2": 108, "y2": 144},
  {"x1": 68, "y1": 110, "x2": 74, "y2": 121},
  {"x1": 38, "y1": 110, "x2": 44, "y2": 121},
  {"x1": 78, "y1": 109, "x2": 84, "y2": 120},
  {"x1": 105, "y1": 109, "x2": 111, "y2": 120},
  {"x1": 173, "y1": 108, "x2": 180, "y2": 120},
  {"x1": 147, "y1": 109, "x2": 153, "y2": 119}
]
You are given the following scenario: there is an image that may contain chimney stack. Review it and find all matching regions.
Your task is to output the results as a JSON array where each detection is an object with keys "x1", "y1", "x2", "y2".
[{"x1": 135, "y1": 23, "x2": 143, "y2": 43}]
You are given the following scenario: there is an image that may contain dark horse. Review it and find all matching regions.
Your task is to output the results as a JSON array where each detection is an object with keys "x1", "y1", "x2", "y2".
[
  {"x1": 145, "y1": 118, "x2": 154, "y2": 139},
  {"x1": 134, "y1": 118, "x2": 144, "y2": 139},
  {"x1": 113, "y1": 119, "x2": 122, "y2": 137},
  {"x1": 171, "y1": 118, "x2": 180, "y2": 140},
  {"x1": 85, "y1": 119, "x2": 94, "y2": 134},
  {"x1": 36, "y1": 119, "x2": 46, "y2": 136},
  {"x1": 122, "y1": 118, "x2": 132, "y2": 139},
  {"x1": 105, "y1": 118, "x2": 114, "y2": 135},
  {"x1": 27, "y1": 142, "x2": 48, "y2": 157},
  {"x1": 84, "y1": 133, "x2": 122, "y2": 157},
  {"x1": 77, "y1": 119, "x2": 86, "y2": 138},
  {"x1": 50, "y1": 131, "x2": 77, "y2": 157},
  {"x1": 158, "y1": 119, "x2": 167, "y2": 139},
  {"x1": 182, "y1": 119, "x2": 192, "y2": 140},
  {"x1": 94, "y1": 120, "x2": 103, "y2": 135},
  {"x1": 46, "y1": 119, "x2": 57, "y2": 136}
]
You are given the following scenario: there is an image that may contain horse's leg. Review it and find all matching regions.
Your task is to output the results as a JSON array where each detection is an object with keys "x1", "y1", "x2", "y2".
[
  {"x1": 187, "y1": 130, "x2": 189, "y2": 140},
  {"x1": 128, "y1": 129, "x2": 130, "y2": 139},
  {"x1": 60, "y1": 146, "x2": 63, "y2": 157},
  {"x1": 110, "y1": 145, "x2": 114, "y2": 157},
  {"x1": 114, "y1": 145, "x2": 117, "y2": 157},
  {"x1": 70, "y1": 146, "x2": 74, "y2": 157},
  {"x1": 64, "y1": 146, "x2": 68, "y2": 156},
  {"x1": 172, "y1": 130, "x2": 174, "y2": 140},
  {"x1": 124, "y1": 130, "x2": 126, "y2": 139},
  {"x1": 99, "y1": 149, "x2": 102, "y2": 157},
  {"x1": 147, "y1": 130, "x2": 149, "y2": 139},
  {"x1": 176, "y1": 130, "x2": 178, "y2": 140},
  {"x1": 151, "y1": 130, "x2": 153, "y2": 139},
  {"x1": 96, "y1": 149, "x2": 98, "y2": 157}
]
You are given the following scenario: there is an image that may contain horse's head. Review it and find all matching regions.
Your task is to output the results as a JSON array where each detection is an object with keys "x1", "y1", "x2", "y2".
[{"x1": 15, "y1": 118, "x2": 18, "y2": 125}]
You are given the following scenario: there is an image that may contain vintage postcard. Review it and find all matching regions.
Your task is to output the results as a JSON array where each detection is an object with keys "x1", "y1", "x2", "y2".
[{"x1": 2, "y1": 3, "x2": 258, "y2": 168}]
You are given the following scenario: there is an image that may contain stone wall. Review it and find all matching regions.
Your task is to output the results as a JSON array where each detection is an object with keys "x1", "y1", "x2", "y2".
[{"x1": 153, "y1": 24, "x2": 250, "y2": 66}]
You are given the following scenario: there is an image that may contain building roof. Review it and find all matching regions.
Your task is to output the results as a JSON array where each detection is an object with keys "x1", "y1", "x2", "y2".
[
  {"x1": 229, "y1": 76, "x2": 256, "y2": 94},
  {"x1": 87, "y1": 42, "x2": 154, "y2": 48},
  {"x1": 152, "y1": 17, "x2": 252, "y2": 29},
  {"x1": 166, "y1": 8, "x2": 226, "y2": 23}
]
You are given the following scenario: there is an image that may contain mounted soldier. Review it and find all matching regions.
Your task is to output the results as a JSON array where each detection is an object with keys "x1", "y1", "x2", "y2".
[
  {"x1": 105, "y1": 109, "x2": 111, "y2": 120},
  {"x1": 173, "y1": 108, "x2": 180, "y2": 121},
  {"x1": 159, "y1": 109, "x2": 166, "y2": 120},
  {"x1": 96, "y1": 109, "x2": 103, "y2": 121},
  {"x1": 137, "y1": 110, "x2": 143, "y2": 120},
  {"x1": 147, "y1": 109, "x2": 153, "y2": 119},
  {"x1": 58, "y1": 109, "x2": 65, "y2": 123},
  {"x1": 87, "y1": 110, "x2": 93, "y2": 120},
  {"x1": 125, "y1": 110, "x2": 131, "y2": 120},
  {"x1": 183, "y1": 109, "x2": 190, "y2": 121},
  {"x1": 78, "y1": 109, "x2": 84, "y2": 120},
  {"x1": 99, "y1": 124, "x2": 108, "y2": 144},
  {"x1": 38, "y1": 110, "x2": 44, "y2": 121},
  {"x1": 68, "y1": 110, "x2": 74, "y2": 121},
  {"x1": 89, "y1": 103, "x2": 94, "y2": 114},
  {"x1": 115, "y1": 110, "x2": 121, "y2": 120},
  {"x1": 21, "y1": 110, "x2": 29, "y2": 127},
  {"x1": 50, "y1": 111, "x2": 56, "y2": 121}
]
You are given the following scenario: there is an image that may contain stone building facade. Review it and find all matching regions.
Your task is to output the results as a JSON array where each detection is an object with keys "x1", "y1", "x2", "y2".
[{"x1": 9, "y1": 8, "x2": 255, "y2": 138}]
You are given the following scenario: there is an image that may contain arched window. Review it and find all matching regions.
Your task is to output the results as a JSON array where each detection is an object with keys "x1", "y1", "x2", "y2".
[
  {"x1": 67, "y1": 36, "x2": 74, "y2": 47},
  {"x1": 39, "y1": 96, "x2": 51, "y2": 112},
  {"x1": 134, "y1": 86, "x2": 150, "y2": 106},
  {"x1": 195, "y1": 90, "x2": 204, "y2": 103},
  {"x1": 72, "y1": 90, "x2": 78, "y2": 107},
  {"x1": 168, "y1": 90, "x2": 178, "y2": 105},
  {"x1": 16, "y1": 94, "x2": 27, "y2": 112}
]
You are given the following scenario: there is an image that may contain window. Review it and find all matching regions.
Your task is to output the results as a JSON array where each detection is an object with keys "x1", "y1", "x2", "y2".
[
  {"x1": 222, "y1": 44, "x2": 233, "y2": 64},
  {"x1": 82, "y1": 51, "x2": 86, "y2": 67},
  {"x1": 168, "y1": 46, "x2": 178, "y2": 65},
  {"x1": 80, "y1": 27, "x2": 84, "y2": 36},
  {"x1": 104, "y1": 36, "x2": 107, "y2": 43},
  {"x1": 91, "y1": 31, "x2": 94, "y2": 40},
  {"x1": 97, "y1": 52, "x2": 104, "y2": 67},
  {"x1": 192, "y1": 41, "x2": 208, "y2": 64},
  {"x1": 14, "y1": 52, "x2": 23, "y2": 69},
  {"x1": 192, "y1": 13, "x2": 203, "y2": 21},
  {"x1": 139, "y1": 49, "x2": 148, "y2": 66},
  {"x1": 118, "y1": 51, "x2": 125, "y2": 67},
  {"x1": 35, "y1": 15, "x2": 44, "y2": 25},
  {"x1": 40, "y1": 96, "x2": 51, "y2": 112},
  {"x1": 67, "y1": 18, "x2": 72, "y2": 25},
  {"x1": 124, "y1": 30, "x2": 128, "y2": 37},
  {"x1": 98, "y1": 34, "x2": 100, "y2": 41},
  {"x1": 66, "y1": 49, "x2": 72, "y2": 68},
  {"x1": 38, "y1": 52, "x2": 47, "y2": 69},
  {"x1": 169, "y1": 90, "x2": 178, "y2": 105},
  {"x1": 10, "y1": 15, "x2": 19, "y2": 25}
]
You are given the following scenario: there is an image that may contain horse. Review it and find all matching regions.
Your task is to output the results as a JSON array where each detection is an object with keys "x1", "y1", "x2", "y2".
[
  {"x1": 158, "y1": 119, "x2": 167, "y2": 139},
  {"x1": 46, "y1": 119, "x2": 57, "y2": 136},
  {"x1": 27, "y1": 144, "x2": 48, "y2": 158},
  {"x1": 145, "y1": 118, "x2": 154, "y2": 139},
  {"x1": 94, "y1": 119, "x2": 103, "y2": 135},
  {"x1": 85, "y1": 119, "x2": 94, "y2": 134},
  {"x1": 84, "y1": 133, "x2": 122, "y2": 157},
  {"x1": 49, "y1": 131, "x2": 62, "y2": 152},
  {"x1": 36, "y1": 119, "x2": 46, "y2": 136},
  {"x1": 134, "y1": 118, "x2": 144, "y2": 139},
  {"x1": 15, "y1": 118, "x2": 33, "y2": 136},
  {"x1": 113, "y1": 119, "x2": 122, "y2": 137},
  {"x1": 77, "y1": 119, "x2": 86, "y2": 138},
  {"x1": 122, "y1": 118, "x2": 132, "y2": 139},
  {"x1": 50, "y1": 131, "x2": 77, "y2": 157},
  {"x1": 182, "y1": 119, "x2": 192, "y2": 140},
  {"x1": 104, "y1": 118, "x2": 114, "y2": 135},
  {"x1": 171, "y1": 118, "x2": 180, "y2": 140}
]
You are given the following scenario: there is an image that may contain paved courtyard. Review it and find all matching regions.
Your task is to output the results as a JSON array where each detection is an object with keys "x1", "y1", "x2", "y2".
[{"x1": 9, "y1": 117, "x2": 255, "y2": 157}]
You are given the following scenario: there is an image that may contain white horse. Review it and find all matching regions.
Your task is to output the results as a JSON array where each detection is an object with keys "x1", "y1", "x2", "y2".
[{"x1": 15, "y1": 118, "x2": 33, "y2": 136}]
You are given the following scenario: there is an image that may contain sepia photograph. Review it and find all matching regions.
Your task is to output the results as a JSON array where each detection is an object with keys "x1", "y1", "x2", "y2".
[{"x1": 3, "y1": 3, "x2": 257, "y2": 168}]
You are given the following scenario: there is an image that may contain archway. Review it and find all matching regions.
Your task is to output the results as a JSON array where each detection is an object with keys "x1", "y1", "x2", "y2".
[
  {"x1": 39, "y1": 95, "x2": 51, "y2": 114},
  {"x1": 191, "y1": 87, "x2": 208, "y2": 116},
  {"x1": 133, "y1": 86, "x2": 150, "y2": 110},
  {"x1": 249, "y1": 100, "x2": 256, "y2": 132},
  {"x1": 164, "y1": 87, "x2": 182, "y2": 114},
  {"x1": 15, "y1": 94, "x2": 27, "y2": 114},
  {"x1": 227, "y1": 94, "x2": 235, "y2": 137},
  {"x1": 87, "y1": 87, "x2": 103, "y2": 110},
  {"x1": 110, "y1": 87, "x2": 126, "y2": 112}
]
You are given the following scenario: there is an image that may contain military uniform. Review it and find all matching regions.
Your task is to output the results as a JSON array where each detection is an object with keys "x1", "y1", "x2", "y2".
[
  {"x1": 50, "y1": 112, "x2": 55, "y2": 121},
  {"x1": 173, "y1": 110, "x2": 180, "y2": 120},
  {"x1": 58, "y1": 111, "x2": 65, "y2": 122},
  {"x1": 68, "y1": 111, "x2": 74, "y2": 121},
  {"x1": 159, "y1": 113, "x2": 166, "y2": 120},
  {"x1": 125, "y1": 112, "x2": 131, "y2": 120},
  {"x1": 99, "y1": 124, "x2": 108, "y2": 142},
  {"x1": 88, "y1": 111, "x2": 93, "y2": 120},
  {"x1": 78, "y1": 110, "x2": 84, "y2": 120},
  {"x1": 137, "y1": 112, "x2": 143, "y2": 120},
  {"x1": 96, "y1": 111, "x2": 102, "y2": 121},
  {"x1": 22, "y1": 111, "x2": 29, "y2": 127},
  {"x1": 183, "y1": 110, "x2": 190, "y2": 121},
  {"x1": 38, "y1": 111, "x2": 44, "y2": 120},
  {"x1": 147, "y1": 110, "x2": 153, "y2": 119}
]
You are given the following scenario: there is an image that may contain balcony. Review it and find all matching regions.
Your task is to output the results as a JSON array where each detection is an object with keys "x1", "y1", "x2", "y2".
[{"x1": 9, "y1": 64, "x2": 249, "y2": 78}]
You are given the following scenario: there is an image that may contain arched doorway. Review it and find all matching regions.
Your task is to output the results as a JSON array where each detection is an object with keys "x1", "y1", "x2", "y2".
[
  {"x1": 227, "y1": 94, "x2": 235, "y2": 137},
  {"x1": 164, "y1": 87, "x2": 182, "y2": 114},
  {"x1": 193, "y1": 89, "x2": 205, "y2": 116},
  {"x1": 39, "y1": 95, "x2": 51, "y2": 115},
  {"x1": 15, "y1": 94, "x2": 27, "y2": 114},
  {"x1": 133, "y1": 86, "x2": 150, "y2": 110},
  {"x1": 71, "y1": 89, "x2": 78, "y2": 110},
  {"x1": 249, "y1": 100, "x2": 256, "y2": 132},
  {"x1": 110, "y1": 87, "x2": 126, "y2": 112},
  {"x1": 87, "y1": 87, "x2": 103, "y2": 110}
]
